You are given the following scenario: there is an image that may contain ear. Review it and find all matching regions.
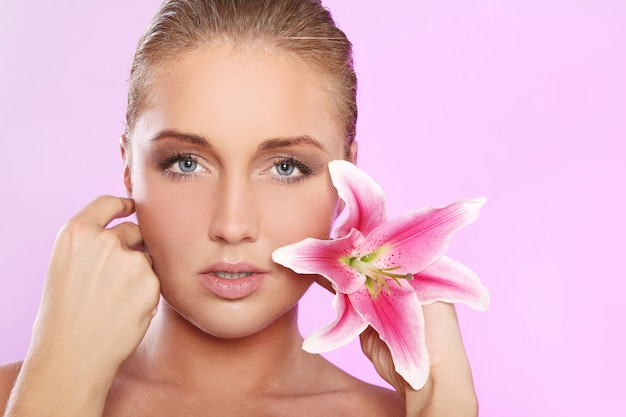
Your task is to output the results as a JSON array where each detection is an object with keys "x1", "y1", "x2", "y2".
[
  {"x1": 348, "y1": 140, "x2": 358, "y2": 164},
  {"x1": 335, "y1": 141, "x2": 358, "y2": 219},
  {"x1": 120, "y1": 135, "x2": 133, "y2": 197}
]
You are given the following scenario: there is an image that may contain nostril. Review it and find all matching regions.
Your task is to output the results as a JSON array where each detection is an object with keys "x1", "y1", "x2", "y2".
[{"x1": 208, "y1": 203, "x2": 259, "y2": 244}]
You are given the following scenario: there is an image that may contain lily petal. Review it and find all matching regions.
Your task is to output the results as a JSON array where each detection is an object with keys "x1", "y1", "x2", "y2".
[
  {"x1": 302, "y1": 293, "x2": 368, "y2": 353},
  {"x1": 272, "y1": 228, "x2": 367, "y2": 294},
  {"x1": 411, "y1": 255, "x2": 490, "y2": 310},
  {"x1": 329, "y1": 160, "x2": 387, "y2": 238},
  {"x1": 362, "y1": 198, "x2": 486, "y2": 275},
  {"x1": 350, "y1": 282, "x2": 429, "y2": 390}
]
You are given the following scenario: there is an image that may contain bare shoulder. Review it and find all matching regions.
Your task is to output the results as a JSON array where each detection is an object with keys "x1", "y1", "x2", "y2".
[
  {"x1": 338, "y1": 379, "x2": 405, "y2": 417},
  {"x1": 305, "y1": 357, "x2": 404, "y2": 417},
  {"x1": 0, "y1": 361, "x2": 22, "y2": 410}
]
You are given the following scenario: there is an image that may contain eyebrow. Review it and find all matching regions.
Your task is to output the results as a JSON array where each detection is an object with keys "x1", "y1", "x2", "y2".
[
  {"x1": 150, "y1": 130, "x2": 325, "y2": 152},
  {"x1": 149, "y1": 130, "x2": 212, "y2": 147},
  {"x1": 257, "y1": 135, "x2": 326, "y2": 152}
]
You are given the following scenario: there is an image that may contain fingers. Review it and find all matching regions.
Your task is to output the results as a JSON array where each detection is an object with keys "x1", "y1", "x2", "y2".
[
  {"x1": 109, "y1": 221, "x2": 144, "y2": 251},
  {"x1": 73, "y1": 195, "x2": 135, "y2": 229},
  {"x1": 421, "y1": 303, "x2": 468, "y2": 369},
  {"x1": 70, "y1": 195, "x2": 144, "y2": 250}
]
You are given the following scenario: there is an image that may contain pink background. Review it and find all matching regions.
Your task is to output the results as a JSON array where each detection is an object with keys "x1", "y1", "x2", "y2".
[{"x1": 1, "y1": 1, "x2": 625, "y2": 415}]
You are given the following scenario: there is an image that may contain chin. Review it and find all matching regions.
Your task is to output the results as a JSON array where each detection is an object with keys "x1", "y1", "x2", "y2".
[{"x1": 162, "y1": 291, "x2": 302, "y2": 341}]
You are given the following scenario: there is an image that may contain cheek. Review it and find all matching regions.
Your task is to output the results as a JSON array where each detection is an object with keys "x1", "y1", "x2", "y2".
[
  {"x1": 132, "y1": 171, "x2": 215, "y2": 261},
  {"x1": 258, "y1": 178, "x2": 339, "y2": 247}
]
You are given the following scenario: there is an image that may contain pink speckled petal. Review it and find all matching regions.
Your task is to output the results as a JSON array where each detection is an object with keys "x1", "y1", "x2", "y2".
[
  {"x1": 363, "y1": 198, "x2": 486, "y2": 275},
  {"x1": 329, "y1": 160, "x2": 387, "y2": 238},
  {"x1": 411, "y1": 256, "x2": 490, "y2": 310},
  {"x1": 272, "y1": 228, "x2": 367, "y2": 294},
  {"x1": 302, "y1": 293, "x2": 368, "y2": 353},
  {"x1": 350, "y1": 282, "x2": 430, "y2": 390}
]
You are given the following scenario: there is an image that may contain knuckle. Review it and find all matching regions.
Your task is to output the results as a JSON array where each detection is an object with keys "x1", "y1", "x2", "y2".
[
  {"x1": 99, "y1": 229, "x2": 125, "y2": 250},
  {"x1": 95, "y1": 195, "x2": 126, "y2": 210},
  {"x1": 95, "y1": 194, "x2": 115, "y2": 204},
  {"x1": 136, "y1": 273, "x2": 161, "y2": 310},
  {"x1": 126, "y1": 251, "x2": 155, "y2": 282},
  {"x1": 131, "y1": 252, "x2": 150, "y2": 271},
  {"x1": 148, "y1": 277, "x2": 161, "y2": 299},
  {"x1": 87, "y1": 195, "x2": 118, "y2": 217},
  {"x1": 58, "y1": 217, "x2": 91, "y2": 240}
]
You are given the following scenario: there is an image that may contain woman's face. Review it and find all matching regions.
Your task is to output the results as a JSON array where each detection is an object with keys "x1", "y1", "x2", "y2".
[{"x1": 125, "y1": 44, "x2": 350, "y2": 338}]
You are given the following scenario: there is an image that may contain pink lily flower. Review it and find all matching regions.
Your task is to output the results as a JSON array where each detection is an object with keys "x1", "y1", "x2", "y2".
[{"x1": 272, "y1": 160, "x2": 489, "y2": 390}]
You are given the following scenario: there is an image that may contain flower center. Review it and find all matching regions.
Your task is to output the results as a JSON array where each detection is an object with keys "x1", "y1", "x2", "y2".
[{"x1": 342, "y1": 252, "x2": 413, "y2": 298}]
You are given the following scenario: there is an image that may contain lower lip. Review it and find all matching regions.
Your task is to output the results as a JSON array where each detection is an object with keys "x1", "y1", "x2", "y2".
[{"x1": 199, "y1": 273, "x2": 266, "y2": 300}]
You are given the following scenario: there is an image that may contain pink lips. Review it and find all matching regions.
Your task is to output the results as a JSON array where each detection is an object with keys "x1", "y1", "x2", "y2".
[{"x1": 198, "y1": 262, "x2": 267, "y2": 300}]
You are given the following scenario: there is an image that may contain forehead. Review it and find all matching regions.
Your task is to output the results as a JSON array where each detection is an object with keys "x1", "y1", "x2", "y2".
[{"x1": 132, "y1": 44, "x2": 344, "y2": 156}]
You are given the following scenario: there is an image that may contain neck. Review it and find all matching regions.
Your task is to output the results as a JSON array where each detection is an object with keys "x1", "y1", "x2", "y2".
[{"x1": 123, "y1": 301, "x2": 309, "y2": 396}]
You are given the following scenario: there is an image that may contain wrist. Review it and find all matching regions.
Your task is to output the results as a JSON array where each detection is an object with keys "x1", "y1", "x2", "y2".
[
  {"x1": 404, "y1": 378, "x2": 433, "y2": 417},
  {"x1": 404, "y1": 369, "x2": 478, "y2": 417}
]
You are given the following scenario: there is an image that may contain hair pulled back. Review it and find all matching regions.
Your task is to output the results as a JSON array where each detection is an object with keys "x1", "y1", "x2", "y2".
[{"x1": 126, "y1": 0, "x2": 357, "y2": 152}]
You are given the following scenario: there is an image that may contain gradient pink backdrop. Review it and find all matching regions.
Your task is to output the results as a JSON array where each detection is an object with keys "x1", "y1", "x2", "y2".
[{"x1": 1, "y1": 1, "x2": 624, "y2": 415}]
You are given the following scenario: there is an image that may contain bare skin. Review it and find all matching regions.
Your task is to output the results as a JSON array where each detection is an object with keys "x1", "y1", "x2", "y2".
[
  {"x1": 0, "y1": 303, "x2": 474, "y2": 416},
  {"x1": 0, "y1": 198, "x2": 403, "y2": 417},
  {"x1": 102, "y1": 305, "x2": 404, "y2": 417},
  {"x1": 0, "y1": 44, "x2": 477, "y2": 417}
]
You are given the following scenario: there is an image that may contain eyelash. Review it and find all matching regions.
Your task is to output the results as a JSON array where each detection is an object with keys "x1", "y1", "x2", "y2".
[
  {"x1": 271, "y1": 156, "x2": 314, "y2": 184},
  {"x1": 157, "y1": 151, "x2": 203, "y2": 180}
]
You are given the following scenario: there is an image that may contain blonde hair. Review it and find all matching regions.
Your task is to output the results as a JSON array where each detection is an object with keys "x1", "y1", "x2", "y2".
[{"x1": 126, "y1": 0, "x2": 357, "y2": 154}]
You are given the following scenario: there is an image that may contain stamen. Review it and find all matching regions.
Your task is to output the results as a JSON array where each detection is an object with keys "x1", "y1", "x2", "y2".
[{"x1": 346, "y1": 255, "x2": 413, "y2": 298}]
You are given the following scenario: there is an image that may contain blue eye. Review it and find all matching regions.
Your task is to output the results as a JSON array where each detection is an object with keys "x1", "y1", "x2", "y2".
[
  {"x1": 178, "y1": 159, "x2": 198, "y2": 173},
  {"x1": 158, "y1": 152, "x2": 207, "y2": 179},
  {"x1": 275, "y1": 162, "x2": 296, "y2": 176},
  {"x1": 270, "y1": 157, "x2": 313, "y2": 184}
]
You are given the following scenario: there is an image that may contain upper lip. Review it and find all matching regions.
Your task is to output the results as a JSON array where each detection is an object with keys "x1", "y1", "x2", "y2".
[{"x1": 199, "y1": 261, "x2": 269, "y2": 275}]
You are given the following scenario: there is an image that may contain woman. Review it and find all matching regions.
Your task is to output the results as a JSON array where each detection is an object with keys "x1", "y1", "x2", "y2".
[{"x1": 0, "y1": 1, "x2": 478, "y2": 415}]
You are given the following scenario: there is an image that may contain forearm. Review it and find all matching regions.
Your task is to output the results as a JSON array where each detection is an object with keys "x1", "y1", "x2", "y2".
[{"x1": 4, "y1": 350, "x2": 112, "y2": 417}]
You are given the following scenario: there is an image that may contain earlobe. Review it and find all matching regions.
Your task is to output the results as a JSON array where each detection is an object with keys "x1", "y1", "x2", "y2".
[
  {"x1": 348, "y1": 140, "x2": 358, "y2": 164},
  {"x1": 120, "y1": 135, "x2": 133, "y2": 197}
]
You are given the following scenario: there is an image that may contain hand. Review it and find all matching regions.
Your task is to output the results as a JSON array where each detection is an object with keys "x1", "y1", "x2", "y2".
[
  {"x1": 6, "y1": 196, "x2": 160, "y2": 416},
  {"x1": 36, "y1": 195, "x2": 160, "y2": 376},
  {"x1": 359, "y1": 303, "x2": 478, "y2": 416}
]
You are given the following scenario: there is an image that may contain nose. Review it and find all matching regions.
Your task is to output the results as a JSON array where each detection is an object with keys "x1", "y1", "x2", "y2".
[{"x1": 208, "y1": 172, "x2": 259, "y2": 244}]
